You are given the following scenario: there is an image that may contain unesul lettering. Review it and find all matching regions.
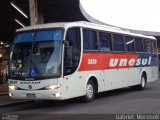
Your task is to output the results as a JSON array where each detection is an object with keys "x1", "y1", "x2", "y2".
[{"x1": 109, "y1": 57, "x2": 151, "y2": 67}]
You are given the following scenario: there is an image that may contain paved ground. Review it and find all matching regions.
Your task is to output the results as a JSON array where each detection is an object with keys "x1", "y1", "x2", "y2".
[
  {"x1": 0, "y1": 84, "x2": 32, "y2": 107},
  {"x1": 0, "y1": 79, "x2": 160, "y2": 120},
  {"x1": 0, "y1": 84, "x2": 8, "y2": 96}
]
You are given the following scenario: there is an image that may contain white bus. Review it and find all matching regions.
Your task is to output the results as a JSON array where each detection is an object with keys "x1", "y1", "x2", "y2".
[{"x1": 8, "y1": 21, "x2": 159, "y2": 102}]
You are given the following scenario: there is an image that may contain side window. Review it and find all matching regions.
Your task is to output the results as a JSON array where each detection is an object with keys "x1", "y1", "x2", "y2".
[
  {"x1": 135, "y1": 38, "x2": 144, "y2": 52},
  {"x1": 144, "y1": 39, "x2": 157, "y2": 54},
  {"x1": 83, "y1": 29, "x2": 98, "y2": 51},
  {"x1": 113, "y1": 34, "x2": 124, "y2": 51},
  {"x1": 144, "y1": 39, "x2": 151, "y2": 53},
  {"x1": 64, "y1": 28, "x2": 81, "y2": 75},
  {"x1": 153, "y1": 41, "x2": 157, "y2": 54},
  {"x1": 125, "y1": 36, "x2": 135, "y2": 52},
  {"x1": 99, "y1": 32, "x2": 112, "y2": 51},
  {"x1": 66, "y1": 28, "x2": 81, "y2": 50}
]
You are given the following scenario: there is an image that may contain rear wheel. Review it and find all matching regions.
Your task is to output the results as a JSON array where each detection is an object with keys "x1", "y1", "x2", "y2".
[{"x1": 83, "y1": 80, "x2": 95, "y2": 102}]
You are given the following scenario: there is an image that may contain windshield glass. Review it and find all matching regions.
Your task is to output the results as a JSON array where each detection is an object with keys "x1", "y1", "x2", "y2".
[{"x1": 9, "y1": 29, "x2": 64, "y2": 79}]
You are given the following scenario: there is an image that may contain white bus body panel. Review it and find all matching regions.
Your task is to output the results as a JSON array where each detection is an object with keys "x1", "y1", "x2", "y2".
[{"x1": 9, "y1": 22, "x2": 159, "y2": 100}]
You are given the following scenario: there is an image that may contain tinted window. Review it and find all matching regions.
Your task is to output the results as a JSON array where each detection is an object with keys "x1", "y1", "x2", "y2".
[
  {"x1": 10, "y1": 29, "x2": 64, "y2": 78},
  {"x1": 153, "y1": 41, "x2": 157, "y2": 53},
  {"x1": 113, "y1": 34, "x2": 124, "y2": 51},
  {"x1": 125, "y1": 36, "x2": 135, "y2": 52},
  {"x1": 99, "y1": 32, "x2": 112, "y2": 51},
  {"x1": 144, "y1": 39, "x2": 157, "y2": 54},
  {"x1": 66, "y1": 28, "x2": 81, "y2": 50},
  {"x1": 64, "y1": 28, "x2": 81, "y2": 75},
  {"x1": 135, "y1": 38, "x2": 144, "y2": 52},
  {"x1": 83, "y1": 29, "x2": 98, "y2": 51}
]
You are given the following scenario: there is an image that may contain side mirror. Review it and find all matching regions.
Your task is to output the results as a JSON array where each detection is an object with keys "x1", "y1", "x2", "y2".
[{"x1": 63, "y1": 40, "x2": 69, "y2": 47}]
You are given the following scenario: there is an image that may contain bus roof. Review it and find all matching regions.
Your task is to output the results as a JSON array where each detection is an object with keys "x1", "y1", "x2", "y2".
[{"x1": 17, "y1": 21, "x2": 156, "y2": 40}]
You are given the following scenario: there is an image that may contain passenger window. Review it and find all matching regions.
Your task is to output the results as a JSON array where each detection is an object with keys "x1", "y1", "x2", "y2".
[
  {"x1": 125, "y1": 36, "x2": 135, "y2": 52},
  {"x1": 144, "y1": 40, "x2": 157, "y2": 54},
  {"x1": 135, "y1": 38, "x2": 144, "y2": 52},
  {"x1": 83, "y1": 29, "x2": 98, "y2": 51},
  {"x1": 99, "y1": 32, "x2": 112, "y2": 51},
  {"x1": 153, "y1": 41, "x2": 157, "y2": 54},
  {"x1": 144, "y1": 40, "x2": 151, "y2": 53},
  {"x1": 113, "y1": 34, "x2": 124, "y2": 51}
]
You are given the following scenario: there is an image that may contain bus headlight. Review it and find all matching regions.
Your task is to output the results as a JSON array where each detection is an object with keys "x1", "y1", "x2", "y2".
[
  {"x1": 9, "y1": 85, "x2": 17, "y2": 90},
  {"x1": 45, "y1": 84, "x2": 61, "y2": 90},
  {"x1": 55, "y1": 93, "x2": 61, "y2": 97}
]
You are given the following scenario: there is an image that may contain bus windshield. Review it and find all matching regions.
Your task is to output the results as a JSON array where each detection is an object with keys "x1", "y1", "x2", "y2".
[{"x1": 9, "y1": 29, "x2": 64, "y2": 79}]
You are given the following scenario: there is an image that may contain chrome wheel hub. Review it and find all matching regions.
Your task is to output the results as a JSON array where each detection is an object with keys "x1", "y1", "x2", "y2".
[{"x1": 86, "y1": 84, "x2": 93, "y2": 99}]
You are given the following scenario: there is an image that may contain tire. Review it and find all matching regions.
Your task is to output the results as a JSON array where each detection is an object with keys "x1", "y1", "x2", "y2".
[
  {"x1": 83, "y1": 80, "x2": 96, "y2": 102},
  {"x1": 133, "y1": 74, "x2": 147, "y2": 90}
]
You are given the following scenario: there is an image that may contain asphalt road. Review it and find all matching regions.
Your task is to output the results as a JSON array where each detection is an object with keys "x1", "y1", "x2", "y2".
[{"x1": 0, "y1": 80, "x2": 160, "y2": 120}]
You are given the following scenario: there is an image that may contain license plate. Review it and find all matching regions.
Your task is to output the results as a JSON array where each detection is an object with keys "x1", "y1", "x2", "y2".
[{"x1": 26, "y1": 93, "x2": 36, "y2": 99}]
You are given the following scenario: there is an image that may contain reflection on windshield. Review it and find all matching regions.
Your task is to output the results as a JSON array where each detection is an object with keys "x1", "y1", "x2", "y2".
[{"x1": 9, "y1": 29, "x2": 63, "y2": 78}]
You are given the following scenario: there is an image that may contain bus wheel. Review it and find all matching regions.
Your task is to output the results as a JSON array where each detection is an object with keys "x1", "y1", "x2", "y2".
[
  {"x1": 133, "y1": 74, "x2": 146, "y2": 90},
  {"x1": 83, "y1": 80, "x2": 95, "y2": 102},
  {"x1": 140, "y1": 74, "x2": 147, "y2": 90}
]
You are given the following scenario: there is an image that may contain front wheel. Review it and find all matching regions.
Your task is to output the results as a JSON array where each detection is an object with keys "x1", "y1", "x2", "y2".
[
  {"x1": 83, "y1": 80, "x2": 95, "y2": 102},
  {"x1": 132, "y1": 74, "x2": 147, "y2": 90}
]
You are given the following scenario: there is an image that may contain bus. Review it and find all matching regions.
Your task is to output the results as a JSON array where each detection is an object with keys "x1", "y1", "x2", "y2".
[{"x1": 8, "y1": 21, "x2": 159, "y2": 102}]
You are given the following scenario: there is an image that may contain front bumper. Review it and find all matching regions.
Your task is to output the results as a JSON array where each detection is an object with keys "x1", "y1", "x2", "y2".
[{"x1": 9, "y1": 89, "x2": 64, "y2": 100}]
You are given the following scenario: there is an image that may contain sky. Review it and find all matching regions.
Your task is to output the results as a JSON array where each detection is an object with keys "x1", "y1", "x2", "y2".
[{"x1": 80, "y1": 0, "x2": 160, "y2": 32}]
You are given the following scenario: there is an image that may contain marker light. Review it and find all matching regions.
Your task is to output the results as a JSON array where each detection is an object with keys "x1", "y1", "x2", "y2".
[{"x1": 33, "y1": 25, "x2": 42, "y2": 29}]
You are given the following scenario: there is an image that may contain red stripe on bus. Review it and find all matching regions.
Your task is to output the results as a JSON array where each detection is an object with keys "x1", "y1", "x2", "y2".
[{"x1": 79, "y1": 53, "x2": 139, "y2": 71}]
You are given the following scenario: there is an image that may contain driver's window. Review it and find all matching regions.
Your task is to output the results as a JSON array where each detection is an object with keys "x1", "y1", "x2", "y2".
[{"x1": 64, "y1": 27, "x2": 81, "y2": 75}]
